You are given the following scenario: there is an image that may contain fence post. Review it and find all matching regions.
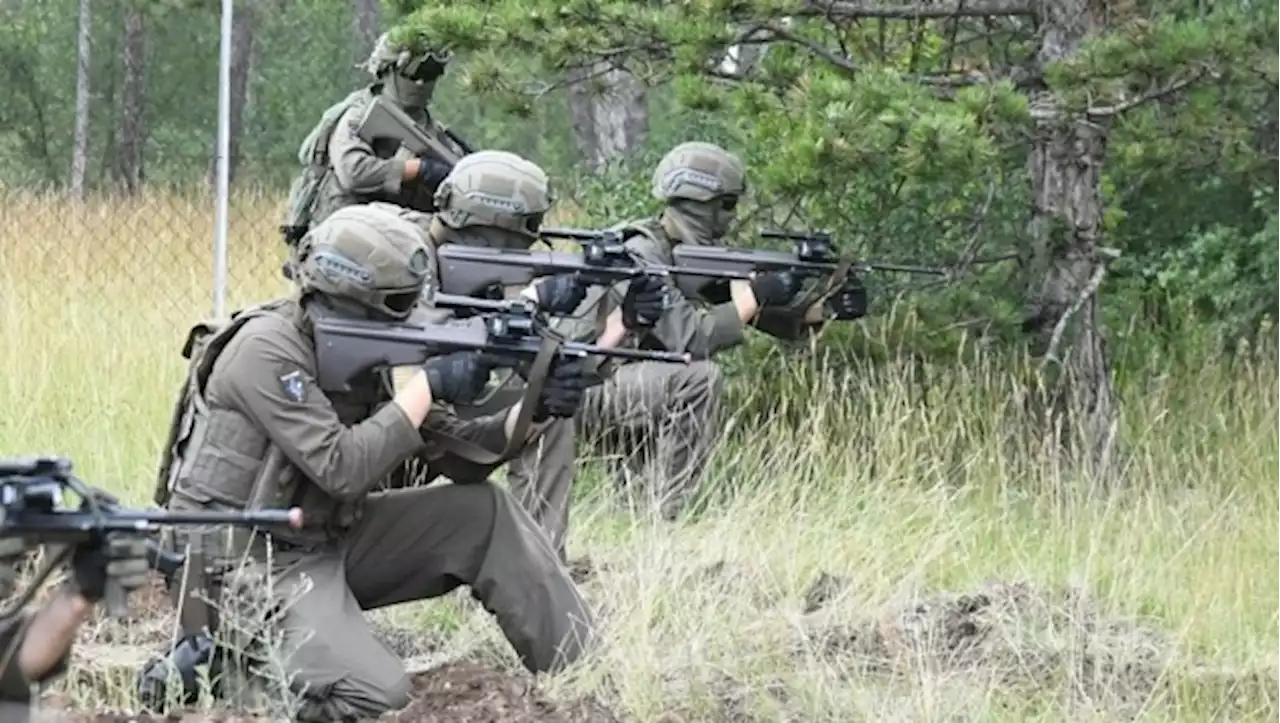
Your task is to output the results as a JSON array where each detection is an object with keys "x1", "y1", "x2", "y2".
[{"x1": 212, "y1": 0, "x2": 233, "y2": 320}]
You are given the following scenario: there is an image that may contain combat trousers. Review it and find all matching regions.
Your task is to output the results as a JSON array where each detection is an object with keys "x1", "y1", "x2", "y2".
[
  {"x1": 506, "y1": 359, "x2": 724, "y2": 558},
  {"x1": 251, "y1": 482, "x2": 592, "y2": 722}
]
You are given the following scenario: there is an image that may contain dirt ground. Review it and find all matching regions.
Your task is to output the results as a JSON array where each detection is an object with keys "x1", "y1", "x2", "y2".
[
  {"x1": 39, "y1": 661, "x2": 619, "y2": 722},
  {"x1": 28, "y1": 573, "x2": 1280, "y2": 722}
]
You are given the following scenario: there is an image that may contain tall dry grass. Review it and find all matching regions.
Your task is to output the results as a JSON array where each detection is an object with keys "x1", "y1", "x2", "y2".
[{"x1": 1, "y1": 192, "x2": 1277, "y2": 721}]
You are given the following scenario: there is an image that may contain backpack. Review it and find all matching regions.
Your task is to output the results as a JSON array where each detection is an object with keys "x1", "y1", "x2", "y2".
[
  {"x1": 152, "y1": 300, "x2": 297, "y2": 507},
  {"x1": 279, "y1": 89, "x2": 371, "y2": 245}
]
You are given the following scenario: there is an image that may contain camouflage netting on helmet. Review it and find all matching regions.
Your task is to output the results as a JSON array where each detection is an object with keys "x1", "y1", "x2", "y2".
[
  {"x1": 433, "y1": 150, "x2": 553, "y2": 240},
  {"x1": 364, "y1": 31, "x2": 452, "y2": 78},
  {"x1": 294, "y1": 205, "x2": 433, "y2": 320},
  {"x1": 652, "y1": 141, "x2": 747, "y2": 203}
]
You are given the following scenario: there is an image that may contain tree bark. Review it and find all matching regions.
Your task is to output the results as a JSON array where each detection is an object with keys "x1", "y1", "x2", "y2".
[
  {"x1": 118, "y1": 0, "x2": 147, "y2": 195},
  {"x1": 566, "y1": 63, "x2": 649, "y2": 173},
  {"x1": 70, "y1": 0, "x2": 92, "y2": 201},
  {"x1": 349, "y1": 0, "x2": 381, "y2": 73},
  {"x1": 1021, "y1": 0, "x2": 1118, "y2": 475},
  {"x1": 207, "y1": 0, "x2": 257, "y2": 186}
]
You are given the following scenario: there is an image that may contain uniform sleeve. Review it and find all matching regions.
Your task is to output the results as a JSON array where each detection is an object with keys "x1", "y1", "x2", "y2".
[
  {"x1": 623, "y1": 237, "x2": 746, "y2": 359},
  {"x1": 328, "y1": 105, "x2": 409, "y2": 198},
  {"x1": 217, "y1": 326, "x2": 426, "y2": 502}
]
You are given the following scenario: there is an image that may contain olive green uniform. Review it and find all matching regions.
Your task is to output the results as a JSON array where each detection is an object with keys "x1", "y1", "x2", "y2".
[
  {"x1": 309, "y1": 92, "x2": 464, "y2": 227},
  {"x1": 506, "y1": 218, "x2": 736, "y2": 555},
  {"x1": 164, "y1": 299, "x2": 593, "y2": 722}
]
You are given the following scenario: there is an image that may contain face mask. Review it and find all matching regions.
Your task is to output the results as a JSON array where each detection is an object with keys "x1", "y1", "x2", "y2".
[
  {"x1": 386, "y1": 74, "x2": 436, "y2": 115},
  {"x1": 661, "y1": 198, "x2": 737, "y2": 245}
]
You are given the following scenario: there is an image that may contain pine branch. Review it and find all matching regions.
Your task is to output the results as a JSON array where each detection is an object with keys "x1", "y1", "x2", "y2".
[
  {"x1": 799, "y1": 0, "x2": 1036, "y2": 21},
  {"x1": 1084, "y1": 69, "x2": 1208, "y2": 118}
]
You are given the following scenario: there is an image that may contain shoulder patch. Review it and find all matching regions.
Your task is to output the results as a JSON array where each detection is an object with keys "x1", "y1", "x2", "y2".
[{"x1": 278, "y1": 370, "x2": 307, "y2": 402}]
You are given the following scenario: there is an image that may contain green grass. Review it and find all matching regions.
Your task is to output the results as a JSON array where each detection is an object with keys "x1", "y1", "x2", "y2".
[{"x1": 1, "y1": 190, "x2": 1276, "y2": 721}]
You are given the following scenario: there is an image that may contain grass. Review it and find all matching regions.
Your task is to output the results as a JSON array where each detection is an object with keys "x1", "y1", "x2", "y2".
[{"x1": 1, "y1": 189, "x2": 1277, "y2": 721}]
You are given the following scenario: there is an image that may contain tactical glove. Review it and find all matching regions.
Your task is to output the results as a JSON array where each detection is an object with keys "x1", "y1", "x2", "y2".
[
  {"x1": 750, "y1": 270, "x2": 801, "y2": 308},
  {"x1": 72, "y1": 533, "x2": 151, "y2": 602},
  {"x1": 423, "y1": 351, "x2": 496, "y2": 405},
  {"x1": 622, "y1": 275, "x2": 668, "y2": 330},
  {"x1": 533, "y1": 358, "x2": 595, "y2": 422},
  {"x1": 532, "y1": 274, "x2": 588, "y2": 315},
  {"x1": 828, "y1": 280, "x2": 868, "y2": 320},
  {"x1": 417, "y1": 155, "x2": 453, "y2": 188}
]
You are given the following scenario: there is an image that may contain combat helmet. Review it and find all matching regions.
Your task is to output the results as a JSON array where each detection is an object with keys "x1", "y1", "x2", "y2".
[
  {"x1": 433, "y1": 150, "x2": 553, "y2": 240},
  {"x1": 364, "y1": 31, "x2": 452, "y2": 83},
  {"x1": 651, "y1": 142, "x2": 746, "y2": 203},
  {"x1": 293, "y1": 205, "x2": 432, "y2": 321}
]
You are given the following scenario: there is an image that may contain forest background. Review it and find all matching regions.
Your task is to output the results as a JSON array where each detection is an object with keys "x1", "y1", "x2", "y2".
[{"x1": 0, "y1": 0, "x2": 1276, "y2": 720}]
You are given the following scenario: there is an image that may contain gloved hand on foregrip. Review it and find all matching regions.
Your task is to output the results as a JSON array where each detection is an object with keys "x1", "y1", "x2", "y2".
[
  {"x1": 532, "y1": 358, "x2": 596, "y2": 422},
  {"x1": 71, "y1": 533, "x2": 150, "y2": 602}
]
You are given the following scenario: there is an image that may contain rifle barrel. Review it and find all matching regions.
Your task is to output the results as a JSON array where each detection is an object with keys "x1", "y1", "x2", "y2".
[
  {"x1": 538, "y1": 227, "x2": 608, "y2": 241},
  {"x1": 862, "y1": 262, "x2": 949, "y2": 276},
  {"x1": 8, "y1": 507, "x2": 303, "y2": 532},
  {"x1": 430, "y1": 293, "x2": 536, "y2": 315}
]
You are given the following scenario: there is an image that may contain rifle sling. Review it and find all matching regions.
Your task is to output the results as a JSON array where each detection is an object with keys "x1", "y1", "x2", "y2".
[{"x1": 430, "y1": 332, "x2": 561, "y2": 467}]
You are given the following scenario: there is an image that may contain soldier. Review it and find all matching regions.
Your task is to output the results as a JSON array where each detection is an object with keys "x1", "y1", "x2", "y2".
[
  {"x1": 0, "y1": 534, "x2": 149, "y2": 715},
  {"x1": 279, "y1": 32, "x2": 470, "y2": 248},
  {"x1": 158, "y1": 204, "x2": 596, "y2": 721},
  {"x1": 388, "y1": 150, "x2": 669, "y2": 561},
  {"x1": 505, "y1": 142, "x2": 862, "y2": 561}
]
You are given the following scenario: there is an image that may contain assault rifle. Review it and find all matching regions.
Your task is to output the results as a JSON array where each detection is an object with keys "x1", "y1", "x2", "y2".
[
  {"x1": 435, "y1": 227, "x2": 752, "y2": 299},
  {"x1": 356, "y1": 96, "x2": 469, "y2": 167},
  {"x1": 313, "y1": 313, "x2": 691, "y2": 394},
  {"x1": 0, "y1": 456, "x2": 303, "y2": 618},
  {"x1": 667, "y1": 228, "x2": 951, "y2": 320}
]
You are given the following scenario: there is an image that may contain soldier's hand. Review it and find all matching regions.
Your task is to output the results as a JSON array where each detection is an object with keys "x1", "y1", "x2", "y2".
[
  {"x1": 828, "y1": 280, "x2": 867, "y2": 320},
  {"x1": 750, "y1": 270, "x2": 801, "y2": 308},
  {"x1": 533, "y1": 358, "x2": 596, "y2": 422},
  {"x1": 72, "y1": 533, "x2": 150, "y2": 603},
  {"x1": 622, "y1": 275, "x2": 668, "y2": 330},
  {"x1": 417, "y1": 155, "x2": 453, "y2": 188},
  {"x1": 423, "y1": 350, "x2": 497, "y2": 405},
  {"x1": 532, "y1": 274, "x2": 588, "y2": 315}
]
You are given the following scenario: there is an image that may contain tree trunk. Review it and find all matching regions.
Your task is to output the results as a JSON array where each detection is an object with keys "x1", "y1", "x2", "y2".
[
  {"x1": 118, "y1": 0, "x2": 147, "y2": 195},
  {"x1": 208, "y1": 0, "x2": 256, "y2": 186},
  {"x1": 566, "y1": 63, "x2": 648, "y2": 173},
  {"x1": 349, "y1": 0, "x2": 381, "y2": 75},
  {"x1": 70, "y1": 0, "x2": 92, "y2": 201},
  {"x1": 1022, "y1": 0, "x2": 1118, "y2": 476}
]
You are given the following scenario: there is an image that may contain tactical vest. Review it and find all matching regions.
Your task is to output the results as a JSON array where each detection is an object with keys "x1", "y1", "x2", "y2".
[
  {"x1": 154, "y1": 299, "x2": 389, "y2": 549},
  {"x1": 279, "y1": 88, "x2": 373, "y2": 245}
]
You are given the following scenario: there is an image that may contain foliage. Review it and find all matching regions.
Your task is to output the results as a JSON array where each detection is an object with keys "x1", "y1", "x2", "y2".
[{"x1": 2, "y1": 193, "x2": 1277, "y2": 718}]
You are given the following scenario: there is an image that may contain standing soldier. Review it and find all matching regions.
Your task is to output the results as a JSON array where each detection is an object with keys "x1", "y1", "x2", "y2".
[
  {"x1": 506, "y1": 142, "x2": 864, "y2": 562},
  {"x1": 279, "y1": 31, "x2": 471, "y2": 252},
  {"x1": 158, "y1": 204, "x2": 596, "y2": 721}
]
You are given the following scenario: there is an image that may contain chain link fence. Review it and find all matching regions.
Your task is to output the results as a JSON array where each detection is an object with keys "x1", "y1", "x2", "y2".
[{"x1": 0, "y1": 0, "x2": 384, "y2": 335}]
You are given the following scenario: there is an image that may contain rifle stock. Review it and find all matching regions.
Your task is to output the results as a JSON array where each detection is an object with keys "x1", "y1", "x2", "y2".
[
  {"x1": 356, "y1": 96, "x2": 467, "y2": 165},
  {"x1": 313, "y1": 313, "x2": 690, "y2": 394}
]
